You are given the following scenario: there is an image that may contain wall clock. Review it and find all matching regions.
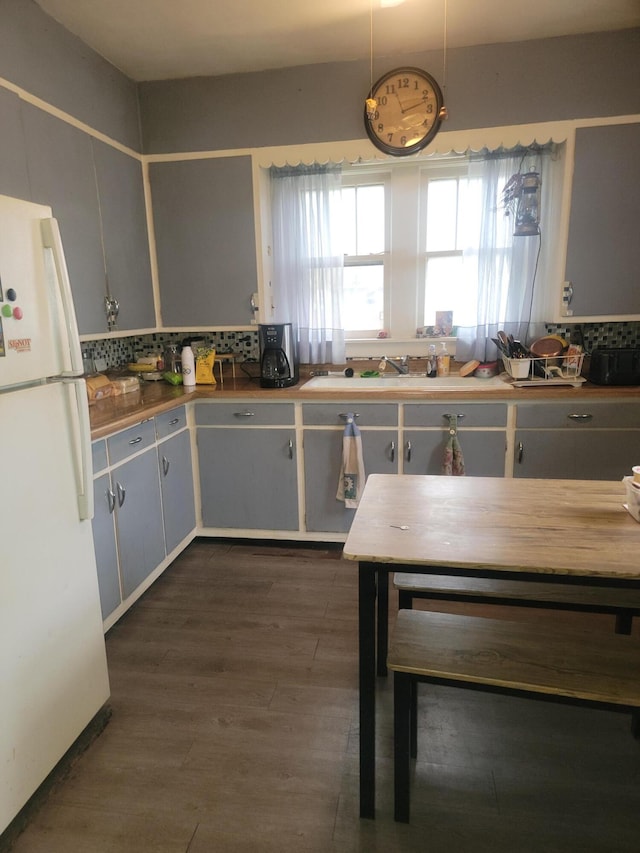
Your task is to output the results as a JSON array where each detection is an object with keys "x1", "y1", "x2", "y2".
[{"x1": 364, "y1": 67, "x2": 445, "y2": 157}]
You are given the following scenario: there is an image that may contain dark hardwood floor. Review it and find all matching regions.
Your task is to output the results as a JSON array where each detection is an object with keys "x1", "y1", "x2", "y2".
[{"x1": 8, "y1": 539, "x2": 640, "y2": 852}]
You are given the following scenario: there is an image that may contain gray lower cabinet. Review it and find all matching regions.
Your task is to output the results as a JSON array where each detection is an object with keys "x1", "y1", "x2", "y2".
[
  {"x1": 513, "y1": 401, "x2": 640, "y2": 480},
  {"x1": 197, "y1": 427, "x2": 298, "y2": 530},
  {"x1": 91, "y1": 472, "x2": 121, "y2": 620},
  {"x1": 158, "y1": 429, "x2": 196, "y2": 553},
  {"x1": 113, "y1": 448, "x2": 166, "y2": 598},
  {"x1": 304, "y1": 428, "x2": 398, "y2": 533},
  {"x1": 403, "y1": 402, "x2": 508, "y2": 477},
  {"x1": 403, "y1": 430, "x2": 507, "y2": 476}
]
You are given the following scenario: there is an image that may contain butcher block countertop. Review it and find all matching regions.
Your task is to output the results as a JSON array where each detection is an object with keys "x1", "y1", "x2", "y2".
[{"x1": 88, "y1": 371, "x2": 640, "y2": 441}]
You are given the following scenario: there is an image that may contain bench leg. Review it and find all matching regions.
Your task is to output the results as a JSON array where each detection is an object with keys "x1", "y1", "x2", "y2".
[
  {"x1": 376, "y1": 568, "x2": 389, "y2": 677},
  {"x1": 410, "y1": 680, "x2": 418, "y2": 759},
  {"x1": 614, "y1": 611, "x2": 633, "y2": 635},
  {"x1": 394, "y1": 671, "x2": 412, "y2": 823}
]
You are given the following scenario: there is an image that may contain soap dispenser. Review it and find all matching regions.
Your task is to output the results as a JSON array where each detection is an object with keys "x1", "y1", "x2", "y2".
[
  {"x1": 436, "y1": 342, "x2": 450, "y2": 377},
  {"x1": 426, "y1": 344, "x2": 437, "y2": 378}
]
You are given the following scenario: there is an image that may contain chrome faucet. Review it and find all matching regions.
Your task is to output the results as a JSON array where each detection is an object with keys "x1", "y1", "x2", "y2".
[{"x1": 381, "y1": 355, "x2": 410, "y2": 375}]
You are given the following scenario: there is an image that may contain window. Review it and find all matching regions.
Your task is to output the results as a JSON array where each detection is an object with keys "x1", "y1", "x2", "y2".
[
  {"x1": 340, "y1": 174, "x2": 388, "y2": 335},
  {"x1": 340, "y1": 158, "x2": 472, "y2": 338}
]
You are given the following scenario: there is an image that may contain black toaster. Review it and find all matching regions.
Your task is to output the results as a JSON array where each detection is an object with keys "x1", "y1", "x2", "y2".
[{"x1": 588, "y1": 348, "x2": 640, "y2": 386}]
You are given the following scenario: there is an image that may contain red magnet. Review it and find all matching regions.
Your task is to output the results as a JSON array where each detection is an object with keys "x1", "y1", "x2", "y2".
[{"x1": 12, "y1": 306, "x2": 23, "y2": 320}]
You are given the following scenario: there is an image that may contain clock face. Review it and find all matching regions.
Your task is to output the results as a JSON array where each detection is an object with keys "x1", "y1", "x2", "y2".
[{"x1": 364, "y1": 67, "x2": 444, "y2": 156}]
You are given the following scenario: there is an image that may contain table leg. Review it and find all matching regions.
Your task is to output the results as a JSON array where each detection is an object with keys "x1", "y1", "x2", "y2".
[
  {"x1": 376, "y1": 567, "x2": 389, "y2": 677},
  {"x1": 359, "y1": 562, "x2": 377, "y2": 819}
]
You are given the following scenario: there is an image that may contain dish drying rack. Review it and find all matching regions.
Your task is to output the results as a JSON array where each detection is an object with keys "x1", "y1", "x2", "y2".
[{"x1": 502, "y1": 352, "x2": 586, "y2": 387}]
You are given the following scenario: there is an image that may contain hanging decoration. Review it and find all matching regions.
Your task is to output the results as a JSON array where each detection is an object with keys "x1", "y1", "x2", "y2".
[{"x1": 501, "y1": 168, "x2": 542, "y2": 236}]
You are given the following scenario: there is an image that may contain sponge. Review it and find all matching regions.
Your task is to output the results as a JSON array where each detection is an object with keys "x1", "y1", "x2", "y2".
[{"x1": 459, "y1": 359, "x2": 480, "y2": 377}]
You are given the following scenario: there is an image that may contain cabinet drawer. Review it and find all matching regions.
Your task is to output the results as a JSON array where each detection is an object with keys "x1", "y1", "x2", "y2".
[
  {"x1": 404, "y1": 403, "x2": 508, "y2": 428},
  {"x1": 195, "y1": 401, "x2": 295, "y2": 426},
  {"x1": 302, "y1": 402, "x2": 398, "y2": 426},
  {"x1": 107, "y1": 419, "x2": 156, "y2": 465},
  {"x1": 92, "y1": 439, "x2": 108, "y2": 473},
  {"x1": 515, "y1": 401, "x2": 640, "y2": 429},
  {"x1": 156, "y1": 405, "x2": 187, "y2": 438}
]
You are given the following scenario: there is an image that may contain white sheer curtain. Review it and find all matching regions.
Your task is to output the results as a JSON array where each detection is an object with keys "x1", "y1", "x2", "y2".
[
  {"x1": 456, "y1": 149, "x2": 555, "y2": 362},
  {"x1": 270, "y1": 164, "x2": 345, "y2": 364}
]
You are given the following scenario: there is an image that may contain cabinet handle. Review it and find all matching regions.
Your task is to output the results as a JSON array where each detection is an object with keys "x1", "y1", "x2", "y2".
[
  {"x1": 390, "y1": 440, "x2": 395, "y2": 463},
  {"x1": 128, "y1": 436, "x2": 143, "y2": 445},
  {"x1": 338, "y1": 412, "x2": 360, "y2": 420},
  {"x1": 106, "y1": 489, "x2": 116, "y2": 514},
  {"x1": 288, "y1": 438, "x2": 294, "y2": 460},
  {"x1": 169, "y1": 418, "x2": 180, "y2": 426},
  {"x1": 162, "y1": 455, "x2": 170, "y2": 476},
  {"x1": 234, "y1": 411, "x2": 255, "y2": 417},
  {"x1": 567, "y1": 413, "x2": 593, "y2": 421},
  {"x1": 116, "y1": 481, "x2": 126, "y2": 507},
  {"x1": 405, "y1": 440, "x2": 412, "y2": 463},
  {"x1": 517, "y1": 441, "x2": 524, "y2": 464}
]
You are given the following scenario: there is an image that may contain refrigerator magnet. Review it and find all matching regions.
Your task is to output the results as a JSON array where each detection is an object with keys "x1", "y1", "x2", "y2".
[{"x1": 0, "y1": 317, "x2": 5, "y2": 357}]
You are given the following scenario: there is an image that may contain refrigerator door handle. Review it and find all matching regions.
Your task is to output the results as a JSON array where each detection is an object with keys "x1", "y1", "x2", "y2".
[
  {"x1": 41, "y1": 217, "x2": 83, "y2": 377},
  {"x1": 63, "y1": 378, "x2": 94, "y2": 521}
]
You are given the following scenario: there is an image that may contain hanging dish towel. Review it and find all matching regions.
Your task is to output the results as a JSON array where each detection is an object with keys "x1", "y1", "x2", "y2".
[
  {"x1": 442, "y1": 416, "x2": 466, "y2": 476},
  {"x1": 337, "y1": 414, "x2": 366, "y2": 508}
]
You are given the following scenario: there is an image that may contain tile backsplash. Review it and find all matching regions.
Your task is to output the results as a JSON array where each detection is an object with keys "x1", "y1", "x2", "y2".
[
  {"x1": 82, "y1": 322, "x2": 640, "y2": 372},
  {"x1": 82, "y1": 330, "x2": 260, "y2": 371}
]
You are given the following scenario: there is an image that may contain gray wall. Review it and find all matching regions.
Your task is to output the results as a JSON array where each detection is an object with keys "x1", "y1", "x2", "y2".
[
  {"x1": 139, "y1": 29, "x2": 640, "y2": 154},
  {"x1": 0, "y1": 0, "x2": 141, "y2": 151}
]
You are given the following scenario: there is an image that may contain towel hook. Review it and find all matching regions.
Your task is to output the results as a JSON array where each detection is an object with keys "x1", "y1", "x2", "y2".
[{"x1": 445, "y1": 413, "x2": 461, "y2": 436}]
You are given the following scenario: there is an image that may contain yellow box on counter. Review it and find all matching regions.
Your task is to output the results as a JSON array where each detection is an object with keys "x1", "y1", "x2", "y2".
[{"x1": 195, "y1": 347, "x2": 216, "y2": 384}]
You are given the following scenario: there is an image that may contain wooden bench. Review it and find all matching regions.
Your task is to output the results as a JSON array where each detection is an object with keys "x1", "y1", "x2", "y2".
[
  {"x1": 388, "y1": 609, "x2": 640, "y2": 823},
  {"x1": 375, "y1": 571, "x2": 640, "y2": 676}
]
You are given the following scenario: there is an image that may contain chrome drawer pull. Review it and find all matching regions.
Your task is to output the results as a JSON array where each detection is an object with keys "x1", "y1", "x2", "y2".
[
  {"x1": 338, "y1": 412, "x2": 360, "y2": 420},
  {"x1": 106, "y1": 489, "x2": 116, "y2": 514},
  {"x1": 567, "y1": 413, "x2": 593, "y2": 421},
  {"x1": 169, "y1": 418, "x2": 180, "y2": 425},
  {"x1": 390, "y1": 440, "x2": 395, "y2": 463},
  {"x1": 128, "y1": 436, "x2": 143, "y2": 445},
  {"x1": 517, "y1": 441, "x2": 524, "y2": 464},
  {"x1": 116, "y1": 482, "x2": 126, "y2": 507},
  {"x1": 406, "y1": 440, "x2": 412, "y2": 463},
  {"x1": 162, "y1": 456, "x2": 170, "y2": 476},
  {"x1": 288, "y1": 439, "x2": 294, "y2": 460},
  {"x1": 234, "y1": 411, "x2": 255, "y2": 417}
]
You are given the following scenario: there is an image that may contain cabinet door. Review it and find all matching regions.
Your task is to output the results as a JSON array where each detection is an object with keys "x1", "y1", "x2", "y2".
[
  {"x1": 304, "y1": 429, "x2": 398, "y2": 533},
  {"x1": 113, "y1": 449, "x2": 166, "y2": 598},
  {"x1": 21, "y1": 103, "x2": 106, "y2": 335},
  {"x1": 91, "y1": 139, "x2": 155, "y2": 331},
  {"x1": 150, "y1": 156, "x2": 257, "y2": 327},
  {"x1": 198, "y1": 427, "x2": 298, "y2": 530},
  {"x1": 91, "y1": 473, "x2": 121, "y2": 620},
  {"x1": 403, "y1": 430, "x2": 506, "y2": 477},
  {"x1": 158, "y1": 430, "x2": 196, "y2": 554},
  {"x1": 564, "y1": 123, "x2": 640, "y2": 317},
  {"x1": 0, "y1": 88, "x2": 31, "y2": 200},
  {"x1": 514, "y1": 430, "x2": 639, "y2": 480}
]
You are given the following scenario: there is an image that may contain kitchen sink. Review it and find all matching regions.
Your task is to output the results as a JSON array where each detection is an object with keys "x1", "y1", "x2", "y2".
[{"x1": 300, "y1": 374, "x2": 509, "y2": 391}]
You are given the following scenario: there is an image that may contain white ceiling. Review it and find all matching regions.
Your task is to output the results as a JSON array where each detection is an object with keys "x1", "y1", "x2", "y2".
[{"x1": 35, "y1": 0, "x2": 640, "y2": 82}]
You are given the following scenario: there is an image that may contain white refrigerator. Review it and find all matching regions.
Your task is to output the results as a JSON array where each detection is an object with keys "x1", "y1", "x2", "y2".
[{"x1": 0, "y1": 194, "x2": 110, "y2": 833}]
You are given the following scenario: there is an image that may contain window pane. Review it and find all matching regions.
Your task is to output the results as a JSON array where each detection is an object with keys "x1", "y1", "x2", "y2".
[
  {"x1": 356, "y1": 185, "x2": 385, "y2": 255},
  {"x1": 341, "y1": 187, "x2": 357, "y2": 256},
  {"x1": 343, "y1": 265, "x2": 384, "y2": 331},
  {"x1": 424, "y1": 255, "x2": 477, "y2": 327},
  {"x1": 426, "y1": 179, "x2": 458, "y2": 251}
]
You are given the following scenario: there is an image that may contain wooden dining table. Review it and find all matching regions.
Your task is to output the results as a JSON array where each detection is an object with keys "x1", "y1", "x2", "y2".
[{"x1": 342, "y1": 473, "x2": 640, "y2": 819}]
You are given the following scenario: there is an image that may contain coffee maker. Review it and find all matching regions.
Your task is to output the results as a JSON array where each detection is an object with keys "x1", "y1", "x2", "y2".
[{"x1": 259, "y1": 323, "x2": 298, "y2": 388}]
